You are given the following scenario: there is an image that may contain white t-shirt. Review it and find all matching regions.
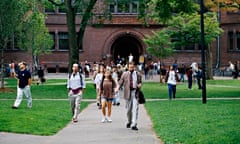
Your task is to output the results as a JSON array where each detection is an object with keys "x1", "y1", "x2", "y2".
[{"x1": 167, "y1": 71, "x2": 177, "y2": 85}]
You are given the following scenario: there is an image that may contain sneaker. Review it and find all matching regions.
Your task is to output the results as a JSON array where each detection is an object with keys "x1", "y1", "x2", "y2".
[
  {"x1": 107, "y1": 117, "x2": 112, "y2": 123},
  {"x1": 72, "y1": 118, "x2": 78, "y2": 123},
  {"x1": 126, "y1": 123, "x2": 131, "y2": 128},
  {"x1": 12, "y1": 106, "x2": 18, "y2": 109},
  {"x1": 131, "y1": 126, "x2": 138, "y2": 131},
  {"x1": 101, "y1": 117, "x2": 107, "y2": 123}
]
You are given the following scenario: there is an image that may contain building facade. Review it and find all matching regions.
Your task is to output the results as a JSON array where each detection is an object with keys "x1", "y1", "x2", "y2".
[{"x1": 4, "y1": 2, "x2": 240, "y2": 72}]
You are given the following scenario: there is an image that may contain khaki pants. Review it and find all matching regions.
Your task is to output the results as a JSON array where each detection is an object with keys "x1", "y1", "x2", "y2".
[{"x1": 69, "y1": 91, "x2": 83, "y2": 119}]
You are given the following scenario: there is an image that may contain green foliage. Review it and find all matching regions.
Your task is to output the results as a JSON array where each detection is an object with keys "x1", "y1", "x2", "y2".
[
  {"x1": 144, "y1": 29, "x2": 174, "y2": 59},
  {"x1": 144, "y1": 12, "x2": 223, "y2": 58},
  {"x1": 145, "y1": 0, "x2": 198, "y2": 24},
  {"x1": 168, "y1": 12, "x2": 223, "y2": 46},
  {"x1": 18, "y1": 6, "x2": 53, "y2": 55},
  {"x1": 0, "y1": 0, "x2": 29, "y2": 48}
]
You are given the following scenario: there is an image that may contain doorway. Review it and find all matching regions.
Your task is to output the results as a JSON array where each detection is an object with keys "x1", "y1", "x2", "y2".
[{"x1": 111, "y1": 35, "x2": 142, "y2": 64}]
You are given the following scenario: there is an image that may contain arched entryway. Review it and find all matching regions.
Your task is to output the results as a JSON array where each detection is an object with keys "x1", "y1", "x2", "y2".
[{"x1": 111, "y1": 35, "x2": 143, "y2": 64}]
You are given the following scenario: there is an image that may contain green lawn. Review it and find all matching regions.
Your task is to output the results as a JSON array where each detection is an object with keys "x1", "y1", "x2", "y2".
[
  {"x1": 142, "y1": 80, "x2": 240, "y2": 99},
  {"x1": 0, "y1": 100, "x2": 89, "y2": 135},
  {"x1": 0, "y1": 78, "x2": 239, "y2": 143},
  {"x1": 145, "y1": 100, "x2": 240, "y2": 144}
]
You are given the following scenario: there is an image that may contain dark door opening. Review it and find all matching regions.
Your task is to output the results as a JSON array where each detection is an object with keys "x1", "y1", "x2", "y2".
[{"x1": 111, "y1": 36, "x2": 142, "y2": 65}]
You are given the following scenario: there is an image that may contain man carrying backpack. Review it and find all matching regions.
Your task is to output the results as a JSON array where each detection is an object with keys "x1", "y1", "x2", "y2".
[{"x1": 67, "y1": 63, "x2": 86, "y2": 123}]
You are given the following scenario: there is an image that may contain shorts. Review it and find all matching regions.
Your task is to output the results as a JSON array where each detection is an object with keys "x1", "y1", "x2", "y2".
[{"x1": 101, "y1": 96, "x2": 113, "y2": 102}]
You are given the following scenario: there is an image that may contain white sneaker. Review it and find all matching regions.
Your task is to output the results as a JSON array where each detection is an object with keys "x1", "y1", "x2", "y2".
[
  {"x1": 101, "y1": 117, "x2": 107, "y2": 123},
  {"x1": 107, "y1": 117, "x2": 112, "y2": 122}
]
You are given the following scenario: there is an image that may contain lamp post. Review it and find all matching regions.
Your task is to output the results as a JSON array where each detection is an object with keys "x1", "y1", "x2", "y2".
[
  {"x1": 200, "y1": 0, "x2": 207, "y2": 104},
  {"x1": 216, "y1": 1, "x2": 221, "y2": 69}
]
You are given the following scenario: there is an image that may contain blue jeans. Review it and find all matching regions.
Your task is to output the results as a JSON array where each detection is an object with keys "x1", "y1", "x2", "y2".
[{"x1": 168, "y1": 84, "x2": 176, "y2": 99}]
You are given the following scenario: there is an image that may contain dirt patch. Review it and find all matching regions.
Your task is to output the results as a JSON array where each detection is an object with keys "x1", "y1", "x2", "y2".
[{"x1": 0, "y1": 88, "x2": 15, "y2": 92}]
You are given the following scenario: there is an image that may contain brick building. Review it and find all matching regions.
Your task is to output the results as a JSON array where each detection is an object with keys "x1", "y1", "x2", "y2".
[{"x1": 4, "y1": 2, "x2": 240, "y2": 72}]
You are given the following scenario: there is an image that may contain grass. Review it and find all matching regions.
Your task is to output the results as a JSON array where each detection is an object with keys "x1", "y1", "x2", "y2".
[
  {"x1": 142, "y1": 79, "x2": 240, "y2": 99},
  {"x1": 0, "y1": 78, "x2": 240, "y2": 143},
  {"x1": 1, "y1": 78, "x2": 96, "y2": 99},
  {"x1": 145, "y1": 100, "x2": 240, "y2": 144},
  {"x1": 0, "y1": 100, "x2": 89, "y2": 135},
  {"x1": 0, "y1": 78, "x2": 91, "y2": 135}
]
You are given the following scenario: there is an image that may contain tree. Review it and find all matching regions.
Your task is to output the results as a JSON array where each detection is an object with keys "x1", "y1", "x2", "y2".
[
  {"x1": 142, "y1": 1, "x2": 240, "y2": 79},
  {"x1": 0, "y1": 0, "x2": 53, "y2": 88},
  {"x1": 18, "y1": 2, "x2": 54, "y2": 72},
  {"x1": 44, "y1": 0, "x2": 98, "y2": 72},
  {"x1": 168, "y1": 13, "x2": 223, "y2": 79},
  {"x1": 0, "y1": 0, "x2": 29, "y2": 88},
  {"x1": 144, "y1": 29, "x2": 174, "y2": 60}
]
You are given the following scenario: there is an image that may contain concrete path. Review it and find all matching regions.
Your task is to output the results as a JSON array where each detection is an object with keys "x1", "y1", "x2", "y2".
[{"x1": 0, "y1": 99, "x2": 162, "y2": 144}]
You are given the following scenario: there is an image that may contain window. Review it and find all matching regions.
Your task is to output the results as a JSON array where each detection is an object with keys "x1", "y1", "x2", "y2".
[
  {"x1": 109, "y1": 0, "x2": 139, "y2": 14},
  {"x1": 58, "y1": 32, "x2": 69, "y2": 50},
  {"x1": 58, "y1": 6, "x2": 66, "y2": 13},
  {"x1": 228, "y1": 31, "x2": 234, "y2": 50},
  {"x1": 184, "y1": 45, "x2": 195, "y2": 50},
  {"x1": 6, "y1": 34, "x2": 19, "y2": 50},
  {"x1": 236, "y1": 31, "x2": 240, "y2": 50},
  {"x1": 45, "y1": 7, "x2": 55, "y2": 13},
  {"x1": 49, "y1": 32, "x2": 55, "y2": 50},
  {"x1": 171, "y1": 38, "x2": 182, "y2": 50}
]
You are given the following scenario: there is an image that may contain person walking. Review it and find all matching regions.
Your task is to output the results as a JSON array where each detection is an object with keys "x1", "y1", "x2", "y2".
[
  {"x1": 165, "y1": 65, "x2": 179, "y2": 100},
  {"x1": 118, "y1": 62, "x2": 142, "y2": 131},
  {"x1": 12, "y1": 62, "x2": 32, "y2": 109},
  {"x1": 94, "y1": 65, "x2": 105, "y2": 109},
  {"x1": 196, "y1": 66, "x2": 202, "y2": 89},
  {"x1": 100, "y1": 70, "x2": 117, "y2": 123},
  {"x1": 186, "y1": 66, "x2": 193, "y2": 90},
  {"x1": 178, "y1": 64, "x2": 186, "y2": 83},
  {"x1": 9, "y1": 60, "x2": 15, "y2": 77},
  {"x1": 67, "y1": 63, "x2": 86, "y2": 123},
  {"x1": 233, "y1": 61, "x2": 239, "y2": 79}
]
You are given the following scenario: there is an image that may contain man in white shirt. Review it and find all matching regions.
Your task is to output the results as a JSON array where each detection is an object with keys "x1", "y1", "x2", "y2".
[{"x1": 67, "y1": 64, "x2": 86, "y2": 123}]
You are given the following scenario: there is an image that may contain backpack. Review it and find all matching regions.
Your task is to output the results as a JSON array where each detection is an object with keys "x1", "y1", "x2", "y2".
[{"x1": 69, "y1": 72, "x2": 83, "y2": 86}]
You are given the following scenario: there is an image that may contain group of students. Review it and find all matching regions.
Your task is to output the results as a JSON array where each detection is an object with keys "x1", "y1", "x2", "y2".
[
  {"x1": 67, "y1": 62, "x2": 142, "y2": 131},
  {"x1": 165, "y1": 62, "x2": 203, "y2": 100}
]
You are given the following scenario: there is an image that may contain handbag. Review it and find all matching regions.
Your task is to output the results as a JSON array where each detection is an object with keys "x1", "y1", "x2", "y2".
[{"x1": 136, "y1": 90, "x2": 146, "y2": 104}]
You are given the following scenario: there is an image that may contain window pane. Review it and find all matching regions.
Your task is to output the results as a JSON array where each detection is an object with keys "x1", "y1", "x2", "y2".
[
  {"x1": 117, "y1": 0, "x2": 130, "y2": 13},
  {"x1": 109, "y1": 4, "x2": 115, "y2": 13},
  {"x1": 228, "y1": 32, "x2": 234, "y2": 50},
  {"x1": 45, "y1": 8, "x2": 55, "y2": 13},
  {"x1": 132, "y1": 0, "x2": 138, "y2": 13},
  {"x1": 58, "y1": 6, "x2": 66, "y2": 13},
  {"x1": 184, "y1": 45, "x2": 195, "y2": 50},
  {"x1": 49, "y1": 32, "x2": 55, "y2": 50},
  {"x1": 58, "y1": 32, "x2": 69, "y2": 50},
  {"x1": 236, "y1": 32, "x2": 240, "y2": 50}
]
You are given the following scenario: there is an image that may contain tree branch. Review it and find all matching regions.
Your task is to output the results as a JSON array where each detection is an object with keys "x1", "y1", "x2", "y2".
[{"x1": 46, "y1": 0, "x2": 64, "y2": 6}]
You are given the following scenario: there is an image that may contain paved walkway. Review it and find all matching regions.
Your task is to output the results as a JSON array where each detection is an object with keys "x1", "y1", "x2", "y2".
[{"x1": 0, "y1": 99, "x2": 162, "y2": 144}]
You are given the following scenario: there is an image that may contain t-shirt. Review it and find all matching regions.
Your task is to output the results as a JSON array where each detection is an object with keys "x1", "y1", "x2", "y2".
[
  {"x1": 17, "y1": 69, "x2": 31, "y2": 88},
  {"x1": 167, "y1": 71, "x2": 177, "y2": 85},
  {"x1": 101, "y1": 79, "x2": 116, "y2": 99}
]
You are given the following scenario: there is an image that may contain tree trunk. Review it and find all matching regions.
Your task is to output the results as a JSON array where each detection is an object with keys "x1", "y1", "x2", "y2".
[
  {"x1": 65, "y1": 0, "x2": 97, "y2": 73},
  {"x1": 77, "y1": 0, "x2": 97, "y2": 51},
  {"x1": 65, "y1": 0, "x2": 78, "y2": 73},
  {"x1": 206, "y1": 44, "x2": 213, "y2": 80},
  {"x1": 1, "y1": 47, "x2": 4, "y2": 89}
]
